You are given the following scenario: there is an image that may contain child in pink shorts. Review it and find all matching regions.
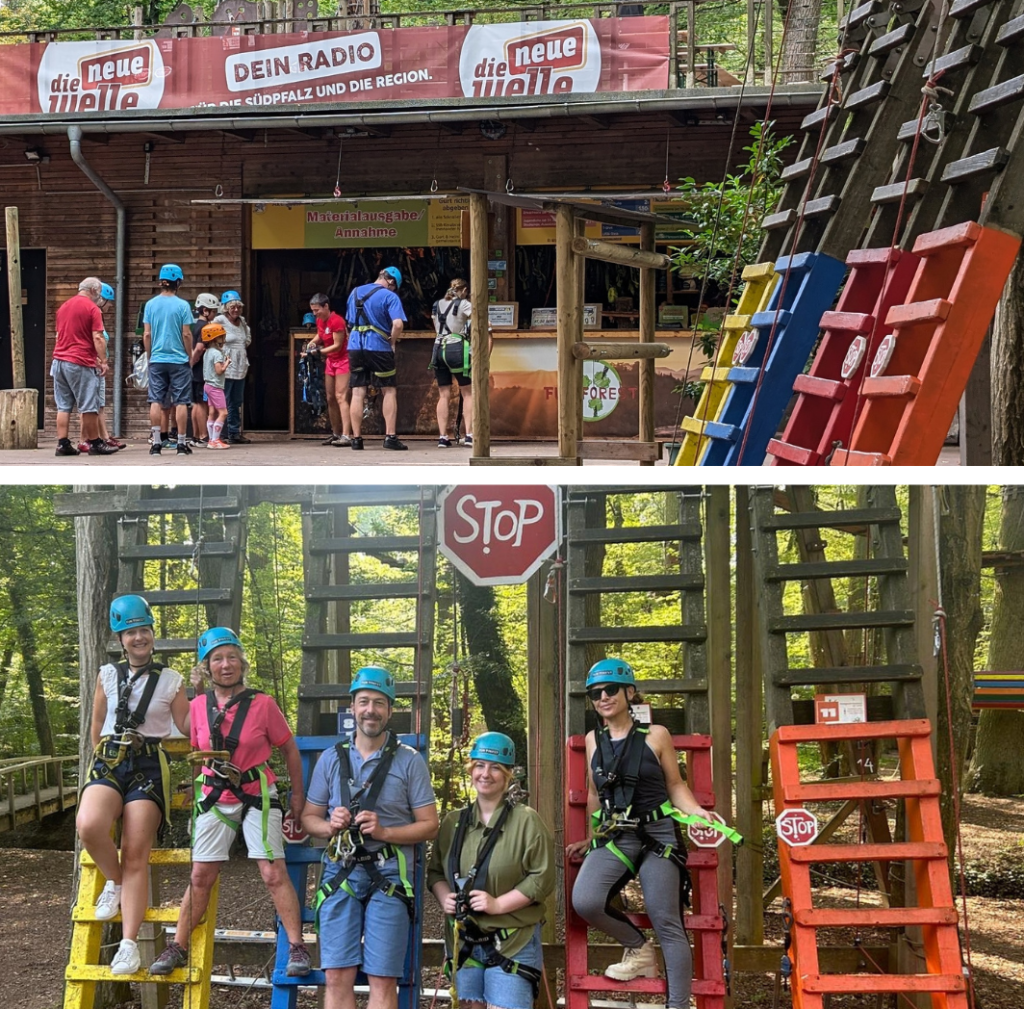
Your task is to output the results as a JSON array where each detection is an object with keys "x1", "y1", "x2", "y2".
[{"x1": 201, "y1": 323, "x2": 231, "y2": 449}]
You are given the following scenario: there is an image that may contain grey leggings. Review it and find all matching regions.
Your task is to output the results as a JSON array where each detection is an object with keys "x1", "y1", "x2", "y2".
[{"x1": 571, "y1": 817, "x2": 692, "y2": 1007}]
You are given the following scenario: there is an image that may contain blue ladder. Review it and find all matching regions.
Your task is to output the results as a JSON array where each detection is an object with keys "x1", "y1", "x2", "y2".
[
  {"x1": 699, "y1": 251, "x2": 847, "y2": 466},
  {"x1": 270, "y1": 733, "x2": 429, "y2": 1009}
]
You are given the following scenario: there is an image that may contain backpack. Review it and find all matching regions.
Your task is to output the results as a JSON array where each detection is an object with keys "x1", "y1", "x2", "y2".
[{"x1": 127, "y1": 343, "x2": 149, "y2": 390}]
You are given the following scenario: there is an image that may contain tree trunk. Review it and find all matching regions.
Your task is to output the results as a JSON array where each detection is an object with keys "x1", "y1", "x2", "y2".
[
  {"x1": 991, "y1": 249, "x2": 1024, "y2": 464},
  {"x1": 968, "y1": 487, "x2": 1024, "y2": 794},
  {"x1": 778, "y1": 0, "x2": 823, "y2": 83},
  {"x1": 455, "y1": 573, "x2": 527, "y2": 771},
  {"x1": 7, "y1": 573, "x2": 55, "y2": 756},
  {"x1": 0, "y1": 644, "x2": 11, "y2": 712},
  {"x1": 73, "y1": 488, "x2": 131, "y2": 1005},
  {"x1": 935, "y1": 486, "x2": 986, "y2": 868}
]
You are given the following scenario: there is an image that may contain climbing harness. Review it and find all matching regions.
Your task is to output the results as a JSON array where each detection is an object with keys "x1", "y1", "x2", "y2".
[
  {"x1": 313, "y1": 732, "x2": 415, "y2": 928},
  {"x1": 350, "y1": 286, "x2": 397, "y2": 378},
  {"x1": 430, "y1": 299, "x2": 471, "y2": 376},
  {"x1": 193, "y1": 687, "x2": 280, "y2": 861},
  {"x1": 444, "y1": 797, "x2": 543, "y2": 1001},
  {"x1": 298, "y1": 351, "x2": 327, "y2": 419}
]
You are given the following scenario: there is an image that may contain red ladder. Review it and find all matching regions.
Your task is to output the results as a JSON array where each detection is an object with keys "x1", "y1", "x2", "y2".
[
  {"x1": 564, "y1": 734, "x2": 726, "y2": 1009},
  {"x1": 831, "y1": 221, "x2": 1022, "y2": 465},
  {"x1": 770, "y1": 719, "x2": 968, "y2": 1009},
  {"x1": 767, "y1": 246, "x2": 919, "y2": 466}
]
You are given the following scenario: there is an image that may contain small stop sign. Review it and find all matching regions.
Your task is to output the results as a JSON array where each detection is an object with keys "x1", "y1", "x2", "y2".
[
  {"x1": 687, "y1": 811, "x2": 729, "y2": 848},
  {"x1": 281, "y1": 811, "x2": 308, "y2": 844},
  {"x1": 775, "y1": 808, "x2": 819, "y2": 847},
  {"x1": 438, "y1": 486, "x2": 561, "y2": 586}
]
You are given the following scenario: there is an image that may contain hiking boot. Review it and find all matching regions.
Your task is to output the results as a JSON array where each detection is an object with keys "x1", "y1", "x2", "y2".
[
  {"x1": 230, "y1": 433, "x2": 252, "y2": 444},
  {"x1": 334, "y1": 434, "x2": 352, "y2": 446},
  {"x1": 95, "y1": 880, "x2": 122, "y2": 920},
  {"x1": 438, "y1": 436, "x2": 452, "y2": 448},
  {"x1": 110, "y1": 938, "x2": 140, "y2": 976},
  {"x1": 88, "y1": 439, "x2": 119, "y2": 456},
  {"x1": 350, "y1": 436, "x2": 364, "y2": 450},
  {"x1": 285, "y1": 943, "x2": 312, "y2": 978},
  {"x1": 176, "y1": 442, "x2": 192, "y2": 456},
  {"x1": 604, "y1": 940, "x2": 659, "y2": 981},
  {"x1": 463, "y1": 433, "x2": 473, "y2": 448},
  {"x1": 383, "y1": 435, "x2": 408, "y2": 451},
  {"x1": 149, "y1": 940, "x2": 189, "y2": 976},
  {"x1": 55, "y1": 441, "x2": 80, "y2": 457},
  {"x1": 149, "y1": 443, "x2": 162, "y2": 456}
]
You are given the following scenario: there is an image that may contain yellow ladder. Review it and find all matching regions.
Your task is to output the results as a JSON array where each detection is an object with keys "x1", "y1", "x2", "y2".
[{"x1": 65, "y1": 849, "x2": 217, "y2": 1009}]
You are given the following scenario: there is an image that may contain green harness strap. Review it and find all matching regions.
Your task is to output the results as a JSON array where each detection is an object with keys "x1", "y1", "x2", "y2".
[
  {"x1": 312, "y1": 843, "x2": 415, "y2": 932},
  {"x1": 192, "y1": 763, "x2": 275, "y2": 860}
]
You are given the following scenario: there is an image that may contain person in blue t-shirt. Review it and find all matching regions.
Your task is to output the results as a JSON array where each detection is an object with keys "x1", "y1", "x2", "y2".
[
  {"x1": 143, "y1": 264, "x2": 195, "y2": 457},
  {"x1": 344, "y1": 266, "x2": 408, "y2": 451}
]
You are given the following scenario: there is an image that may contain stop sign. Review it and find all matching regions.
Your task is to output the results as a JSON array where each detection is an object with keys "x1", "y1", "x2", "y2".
[
  {"x1": 687, "y1": 811, "x2": 729, "y2": 848},
  {"x1": 775, "y1": 808, "x2": 819, "y2": 847},
  {"x1": 281, "y1": 811, "x2": 309, "y2": 844},
  {"x1": 438, "y1": 485, "x2": 562, "y2": 586}
]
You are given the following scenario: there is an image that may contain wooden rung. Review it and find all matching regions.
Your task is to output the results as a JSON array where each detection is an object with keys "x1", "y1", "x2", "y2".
[
  {"x1": 792, "y1": 374, "x2": 845, "y2": 401},
  {"x1": 82, "y1": 848, "x2": 193, "y2": 866},
  {"x1": 768, "y1": 610, "x2": 915, "y2": 633},
  {"x1": 302, "y1": 631, "x2": 419, "y2": 649},
  {"x1": 789, "y1": 841, "x2": 947, "y2": 863},
  {"x1": 767, "y1": 438, "x2": 819, "y2": 465},
  {"x1": 569, "y1": 976, "x2": 667, "y2": 993},
  {"x1": 298, "y1": 680, "x2": 424, "y2": 699},
  {"x1": 576, "y1": 440, "x2": 661, "y2": 462},
  {"x1": 885, "y1": 298, "x2": 952, "y2": 326},
  {"x1": 120, "y1": 542, "x2": 237, "y2": 560},
  {"x1": 568, "y1": 573, "x2": 704, "y2": 594},
  {"x1": 765, "y1": 557, "x2": 908, "y2": 581},
  {"x1": 775, "y1": 718, "x2": 933, "y2": 742},
  {"x1": 763, "y1": 506, "x2": 902, "y2": 530},
  {"x1": 783, "y1": 778, "x2": 941, "y2": 802},
  {"x1": 66, "y1": 964, "x2": 205, "y2": 983},
  {"x1": 861, "y1": 375, "x2": 922, "y2": 397},
  {"x1": 143, "y1": 588, "x2": 234, "y2": 605},
  {"x1": 569, "y1": 624, "x2": 708, "y2": 644},
  {"x1": 801, "y1": 972, "x2": 965, "y2": 993},
  {"x1": 312, "y1": 489, "x2": 430, "y2": 507},
  {"x1": 797, "y1": 907, "x2": 958, "y2": 928},
  {"x1": 830, "y1": 448, "x2": 891, "y2": 465},
  {"x1": 570, "y1": 523, "x2": 702, "y2": 544},
  {"x1": 308, "y1": 536, "x2": 421, "y2": 553},
  {"x1": 775, "y1": 662, "x2": 922, "y2": 686},
  {"x1": 819, "y1": 311, "x2": 874, "y2": 333},
  {"x1": 573, "y1": 342, "x2": 672, "y2": 360},
  {"x1": 912, "y1": 219, "x2": 981, "y2": 254},
  {"x1": 307, "y1": 583, "x2": 420, "y2": 601}
]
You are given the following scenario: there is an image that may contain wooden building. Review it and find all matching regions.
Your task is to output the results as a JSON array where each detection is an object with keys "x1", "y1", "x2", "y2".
[{"x1": 0, "y1": 12, "x2": 819, "y2": 439}]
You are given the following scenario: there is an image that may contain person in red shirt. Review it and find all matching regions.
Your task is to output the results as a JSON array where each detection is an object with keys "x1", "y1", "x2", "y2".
[
  {"x1": 305, "y1": 292, "x2": 352, "y2": 447},
  {"x1": 148, "y1": 627, "x2": 311, "y2": 979},
  {"x1": 51, "y1": 277, "x2": 117, "y2": 456}
]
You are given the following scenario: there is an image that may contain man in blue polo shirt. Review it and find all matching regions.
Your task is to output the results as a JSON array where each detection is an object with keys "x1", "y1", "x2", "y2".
[
  {"x1": 143, "y1": 263, "x2": 194, "y2": 457},
  {"x1": 301, "y1": 667, "x2": 438, "y2": 1009},
  {"x1": 345, "y1": 266, "x2": 407, "y2": 451}
]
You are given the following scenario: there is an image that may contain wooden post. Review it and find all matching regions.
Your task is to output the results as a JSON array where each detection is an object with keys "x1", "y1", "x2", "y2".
[
  {"x1": 686, "y1": 1, "x2": 697, "y2": 88},
  {"x1": 469, "y1": 193, "x2": 491, "y2": 457},
  {"x1": 556, "y1": 205, "x2": 581, "y2": 463},
  {"x1": 734, "y1": 486, "x2": 764, "y2": 945},
  {"x1": 571, "y1": 237, "x2": 672, "y2": 270},
  {"x1": 639, "y1": 222, "x2": 656, "y2": 465},
  {"x1": 1, "y1": 208, "x2": 37, "y2": 449},
  {"x1": 959, "y1": 330, "x2": 992, "y2": 465}
]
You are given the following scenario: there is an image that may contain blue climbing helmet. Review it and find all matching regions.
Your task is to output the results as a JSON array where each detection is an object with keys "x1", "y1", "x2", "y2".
[
  {"x1": 469, "y1": 731, "x2": 516, "y2": 767},
  {"x1": 197, "y1": 627, "x2": 244, "y2": 663},
  {"x1": 302, "y1": 311, "x2": 317, "y2": 326},
  {"x1": 585, "y1": 657, "x2": 636, "y2": 690},
  {"x1": 382, "y1": 266, "x2": 402, "y2": 289},
  {"x1": 221, "y1": 290, "x2": 242, "y2": 305},
  {"x1": 158, "y1": 264, "x2": 183, "y2": 282},
  {"x1": 100, "y1": 283, "x2": 115, "y2": 302},
  {"x1": 109, "y1": 594, "x2": 154, "y2": 633},
  {"x1": 350, "y1": 665, "x2": 396, "y2": 702}
]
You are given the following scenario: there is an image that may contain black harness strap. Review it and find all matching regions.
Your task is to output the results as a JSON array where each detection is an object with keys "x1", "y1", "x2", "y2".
[
  {"x1": 113, "y1": 660, "x2": 162, "y2": 735},
  {"x1": 592, "y1": 725, "x2": 648, "y2": 816},
  {"x1": 208, "y1": 688, "x2": 259, "y2": 755}
]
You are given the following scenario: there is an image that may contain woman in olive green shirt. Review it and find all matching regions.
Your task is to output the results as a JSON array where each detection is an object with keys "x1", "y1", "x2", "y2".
[{"x1": 428, "y1": 732, "x2": 554, "y2": 1009}]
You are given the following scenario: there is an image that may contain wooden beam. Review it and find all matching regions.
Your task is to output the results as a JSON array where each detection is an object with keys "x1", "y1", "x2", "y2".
[
  {"x1": 140, "y1": 131, "x2": 186, "y2": 144},
  {"x1": 469, "y1": 456, "x2": 566, "y2": 466},
  {"x1": 572, "y1": 341, "x2": 671, "y2": 360},
  {"x1": 556, "y1": 204, "x2": 582, "y2": 464},
  {"x1": 575, "y1": 440, "x2": 660, "y2": 461},
  {"x1": 469, "y1": 192, "x2": 490, "y2": 458},
  {"x1": 5, "y1": 207, "x2": 25, "y2": 389},
  {"x1": 574, "y1": 114, "x2": 611, "y2": 129},
  {"x1": 221, "y1": 129, "x2": 256, "y2": 143},
  {"x1": 571, "y1": 237, "x2": 672, "y2": 269},
  {"x1": 639, "y1": 221, "x2": 656, "y2": 464}
]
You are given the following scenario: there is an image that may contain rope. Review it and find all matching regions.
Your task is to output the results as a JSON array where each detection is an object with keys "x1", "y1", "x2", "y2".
[
  {"x1": 414, "y1": 487, "x2": 427, "y2": 737},
  {"x1": 270, "y1": 504, "x2": 289, "y2": 721}
]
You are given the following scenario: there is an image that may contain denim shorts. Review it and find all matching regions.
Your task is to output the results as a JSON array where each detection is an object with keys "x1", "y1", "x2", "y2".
[
  {"x1": 50, "y1": 358, "x2": 101, "y2": 414},
  {"x1": 148, "y1": 361, "x2": 193, "y2": 406},
  {"x1": 317, "y1": 857, "x2": 412, "y2": 975},
  {"x1": 456, "y1": 924, "x2": 543, "y2": 1009}
]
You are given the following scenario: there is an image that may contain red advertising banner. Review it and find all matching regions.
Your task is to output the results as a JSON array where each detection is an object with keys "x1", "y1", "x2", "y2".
[{"x1": 0, "y1": 17, "x2": 668, "y2": 116}]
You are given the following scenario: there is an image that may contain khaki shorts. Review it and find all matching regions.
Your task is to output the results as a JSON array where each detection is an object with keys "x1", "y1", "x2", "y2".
[{"x1": 192, "y1": 789, "x2": 285, "y2": 861}]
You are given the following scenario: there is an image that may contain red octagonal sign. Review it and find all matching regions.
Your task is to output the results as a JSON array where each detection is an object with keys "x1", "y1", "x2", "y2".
[
  {"x1": 438, "y1": 485, "x2": 561, "y2": 586},
  {"x1": 775, "y1": 807, "x2": 819, "y2": 847}
]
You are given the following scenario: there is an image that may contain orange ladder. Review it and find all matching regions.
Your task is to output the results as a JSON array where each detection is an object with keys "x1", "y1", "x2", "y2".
[
  {"x1": 770, "y1": 718, "x2": 968, "y2": 1009},
  {"x1": 564, "y1": 734, "x2": 726, "y2": 1009},
  {"x1": 832, "y1": 219, "x2": 1022, "y2": 465}
]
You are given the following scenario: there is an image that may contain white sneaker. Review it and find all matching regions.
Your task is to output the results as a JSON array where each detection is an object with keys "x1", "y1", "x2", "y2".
[
  {"x1": 94, "y1": 880, "x2": 122, "y2": 921},
  {"x1": 604, "y1": 939, "x2": 659, "y2": 980},
  {"x1": 110, "y1": 938, "x2": 140, "y2": 975}
]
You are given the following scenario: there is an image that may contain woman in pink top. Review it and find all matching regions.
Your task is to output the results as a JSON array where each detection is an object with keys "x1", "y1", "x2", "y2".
[{"x1": 148, "y1": 627, "x2": 312, "y2": 978}]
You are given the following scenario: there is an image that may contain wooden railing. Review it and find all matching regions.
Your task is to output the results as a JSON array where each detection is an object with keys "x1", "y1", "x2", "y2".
[
  {"x1": 0, "y1": 755, "x2": 78, "y2": 829},
  {"x1": 0, "y1": 3, "x2": 764, "y2": 88}
]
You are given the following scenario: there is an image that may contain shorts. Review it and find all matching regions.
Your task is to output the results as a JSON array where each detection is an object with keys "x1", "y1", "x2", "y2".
[
  {"x1": 434, "y1": 359, "x2": 472, "y2": 388},
  {"x1": 83, "y1": 748, "x2": 166, "y2": 812},
  {"x1": 318, "y1": 857, "x2": 412, "y2": 975},
  {"x1": 204, "y1": 383, "x2": 227, "y2": 410},
  {"x1": 192, "y1": 379, "x2": 206, "y2": 404},
  {"x1": 349, "y1": 348, "x2": 397, "y2": 389},
  {"x1": 50, "y1": 358, "x2": 101, "y2": 414},
  {"x1": 456, "y1": 924, "x2": 543, "y2": 1009},
  {"x1": 148, "y1": 361, "x2": 193, "y2": 406},
  {"x1": 325, "y1": 353, "x2": 350, "y2": 377},
  {"x1": 98, "y1": 376, "x2": 107, "y2": 408},
  {"x1": 192, "y1": 789, "x2": 285, "y2": 861}
]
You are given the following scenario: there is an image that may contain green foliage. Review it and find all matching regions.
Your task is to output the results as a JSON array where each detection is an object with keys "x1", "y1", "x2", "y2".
[{"x1": 671, "y1": 120, "x2": 793, "y2": 299}]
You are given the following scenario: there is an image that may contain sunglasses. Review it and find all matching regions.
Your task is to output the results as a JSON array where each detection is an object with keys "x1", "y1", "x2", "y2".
[{"x1": 588, "y1": 683, "x2": 623, "y2": 701}]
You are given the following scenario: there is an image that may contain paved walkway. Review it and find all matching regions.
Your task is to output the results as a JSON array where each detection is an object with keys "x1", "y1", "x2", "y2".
[{"x1": 0, "y1": 437, "x2": 964, "y2": 467}]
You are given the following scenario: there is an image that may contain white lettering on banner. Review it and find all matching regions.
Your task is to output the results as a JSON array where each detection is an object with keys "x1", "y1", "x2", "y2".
[
  {"x1": 225, "y1": 33, "x2": 382, "y2": 93},
  {"x1": 36, "y1": 39, "x2": 165, "y2": 112},
  {"x1": 459, "y1": 21, "x2": 600, "y2": 98},
  {"x1": 452, "y1": 494, "x2": 546, "y2": 554}
]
